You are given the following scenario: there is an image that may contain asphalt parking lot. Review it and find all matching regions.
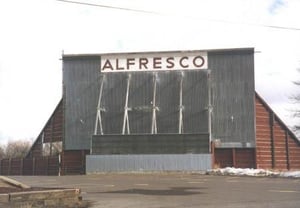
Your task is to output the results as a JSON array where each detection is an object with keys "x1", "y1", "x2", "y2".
[{"x1": 12, "y1": 173, "x2": 300, "y2": 208}]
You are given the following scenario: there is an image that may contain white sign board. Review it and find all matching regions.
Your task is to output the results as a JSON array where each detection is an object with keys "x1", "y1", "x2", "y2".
[{"x1": 100, "y1": 52, "x2": 207, "y2": 73}]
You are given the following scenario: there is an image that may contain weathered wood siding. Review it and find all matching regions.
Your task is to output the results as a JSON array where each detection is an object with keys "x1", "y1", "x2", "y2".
[
  {"x1": 60, "y1": 150, "x2": 89, "y2": 175},
  {"x1": 214, "y1": 148, "x2": 255, "y2": 168},
  {"x1": 255, "y1": 93, "x2": 300, "y2": 170},
  {"x1": 27, "y1": 99, "x2": 63, "y2": 158},
  {"x1": 0, "y1": 156, "x2": 59, "y2": 176}
]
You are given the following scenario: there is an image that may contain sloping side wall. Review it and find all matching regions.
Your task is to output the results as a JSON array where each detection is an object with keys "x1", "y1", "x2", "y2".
[
  {"x1": 255, "y1": 93, "x2": 300, "y2": 170},
  {"x1": 27, "y1": 99, "x2": 63, "y2": 158}
]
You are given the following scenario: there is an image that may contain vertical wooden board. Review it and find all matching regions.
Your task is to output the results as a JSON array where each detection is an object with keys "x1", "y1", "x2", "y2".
[
  {"x1": 61, "y1": 150, "x2": 89, "y2": 175},
  {"x1": 22, "y1": 158, "x2": 33, "y2": 175},
  {"x1": 0, "y1": 159, "x2": 10, "y2": 175},
  {"x1": 48, "y1": 156, "x2": 59, "y2": 176},
  {"x1": 34, "y1": 157, "x2": 48, "y2": 175},
  {"x1": 235, "y1": 149, "x2": 255, "y2": 168},
  {"x1": 288, "y1": 135, "x2": 300, "y2": 169},
  {"x1": 10, "y1": 159, "x2": 22, "y2": 175},
  {"x1": 255, "y1": 97, "x2": 272, "y2": 169},
  {"x1": 273, "y1": 121, "x2": 291, "y2": 170},
  {"x1": 214, "y1": 149, "x2": 233, "y2": 168}
]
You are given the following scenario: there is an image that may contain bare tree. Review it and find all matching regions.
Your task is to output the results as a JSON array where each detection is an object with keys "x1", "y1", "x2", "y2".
[
  {"x1": 290, "y1": 69, "x2": 300, "y2": 134},
  {"x1": 3, "y1": 140, "x2": 32, "y2": 158},
  {"x1": 0, "y1": 146, "x2": 5, "y2": 159},
  {"x1": 42, "y1": 141, "x2": 62, "y2": 156}
]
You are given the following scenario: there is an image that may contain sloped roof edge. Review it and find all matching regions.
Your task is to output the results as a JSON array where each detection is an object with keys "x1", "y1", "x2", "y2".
[
  {"x1": 26, "y1": 99, "x2": 63, "y2": 158},
  {"x1": 255, "y1": 91, "x2": 300, "y2": 144}
]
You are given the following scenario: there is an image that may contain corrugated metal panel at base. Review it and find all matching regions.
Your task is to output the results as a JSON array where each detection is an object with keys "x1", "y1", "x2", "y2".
[{"x1": 86, "y1": 154, "x2": 212, "y2": 172}]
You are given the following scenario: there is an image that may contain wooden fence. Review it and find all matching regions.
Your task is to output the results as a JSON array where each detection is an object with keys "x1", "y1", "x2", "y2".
[
  {"x1": 0, "y1": 150, "x2": 89, "y2": 176},
  {"x1": 0, "y1": 156, "x2": 59, "y2": 176}
]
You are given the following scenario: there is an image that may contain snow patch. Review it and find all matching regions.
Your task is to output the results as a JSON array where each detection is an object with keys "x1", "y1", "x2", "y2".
[
  {"x1": 207, "y1": 167, "x2": 300, "y2": 178},
  {"x1": 280, "y1": 171, "x2": 300, "y2": 178}
]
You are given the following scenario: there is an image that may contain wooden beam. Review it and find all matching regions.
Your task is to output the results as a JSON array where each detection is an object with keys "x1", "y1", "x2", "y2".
[
  {"x1": 211, "y1": 141, "x2": 215, "y2": 168},
  {"x1": 8, "y1": 158, "x2": 11, "y2": 176},
  {"x1": 270, "y1": 112, "x2": 275, "y2": 169},
  {"x1": 232, "y1": 148, "x2": 236, "y2": 167},
  {"x1": 20, "y1": 158, "x2": 24, "y2": 175},
  {"x1": 32, "y1": 157, "x2": 36, "y2": 176},
  {"x1": 285, "y1": 130, "x2": 290, "y2": 170}
]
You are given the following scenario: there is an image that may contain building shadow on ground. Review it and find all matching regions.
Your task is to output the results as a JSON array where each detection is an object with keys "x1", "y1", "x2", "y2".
[{"x1": 90, "y1": 187, "x2": 206, "y2": 196}]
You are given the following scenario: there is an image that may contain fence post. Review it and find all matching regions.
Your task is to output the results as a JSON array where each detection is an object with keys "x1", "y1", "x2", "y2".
[
  {"x1": 32, "y1": 157, "x2": 35, "y2": 176},
  {"x1": 270, "y1": 112, "x2": 275, "y2": 169},
  {"x1": 20, "y1": 158, "x2": 24, "y2": 175},
  {"x1": 8, "y1": 158, "x2": 12, "y2": 175},
  {"x1": 253, "y1": 148, "x2": 257, "y2": 169},
  {"x1": 81, "y1": 150, "x2": 85, "y2": 174},
  {"x1": 58, "y1": 154, "x2": 61, "y2": 176},
  {"x1": 60, "y1": 151, "x2": 64, "y2": 176},
  {"x1": 0, "y1": 159, "x2": 2, "y2": 175},
  {"x1": 232, "y1": 148, "x2": 236, "y2": 168},
  {"x1": 285, "y1": 130, "x2": 290, "y2": 170},
  {"x1": 47, "y1": 156, "x2": 49, "y2": 176},
  {"x1": 211, "y1": 141, "x2": 215, "y2": 168}
]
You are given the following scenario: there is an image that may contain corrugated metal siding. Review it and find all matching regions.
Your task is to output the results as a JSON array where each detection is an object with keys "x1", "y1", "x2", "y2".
[
  {"x1": 63, "y1": 55, "x2": 209, "y2": 149},
  {"x1": 63, "y1": 57, "x2": 101, "y2": 150},
  {"x1": 63, "y1": 49, "x2": 256, "y2": 151},
  {"x1": 101, "y1": 70, "x2": 209, "y2": 134},
  {"x1": 208, "y1": 49, "x2": 255, "y2": 146},
  {"x1": 102, "y1": 73, "x2": 127, "y2": 134},
  {"x1": 86, "y1": 154, "x2": 211, "y2": 172},
  {"x1": 92, "y1": 134, "x2": 209, "y2": 154}
]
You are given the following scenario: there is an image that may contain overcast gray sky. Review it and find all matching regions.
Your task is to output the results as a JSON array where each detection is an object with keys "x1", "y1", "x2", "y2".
[{"x1": 0, "y1": 0, "x2": 300, "y2": 143}]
